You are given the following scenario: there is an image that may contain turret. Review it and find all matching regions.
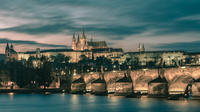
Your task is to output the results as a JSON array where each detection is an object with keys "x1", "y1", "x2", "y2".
[
  {"x1": 141, "y1": 44, "x2": 145, "y2": 52},
  {"x1": 80, "y1": 28, "x2": 87, "y2": 50},
  {"x1": 10, "y1": 43, "x2": 14, "y2": 50},
  {"x1": 72, "y1": 33, "x2": 77, "y2": 50},
  {"x1": 5, "y1": 43, "x2": 10, "y2": 59},
  {"x1": 90, "y1": 33, "x2": 94, "y2": 42},
  {"x1": 81, "y1": 27, "x2": 86, "y2": 39},
  {"x1": 138, "y1": 43, "x2": 145, "y2": 52},
  {"x1": 77, "y1": 34, "x2": 80, "y2": 43},
  {"x1": 138, "y1": 43, "x2": 141, "y2": 52}
]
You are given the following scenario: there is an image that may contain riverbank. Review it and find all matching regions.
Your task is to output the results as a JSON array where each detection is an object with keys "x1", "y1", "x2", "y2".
[{"x1": 0, "y1": 88, "x2": 65, "y2": 94}]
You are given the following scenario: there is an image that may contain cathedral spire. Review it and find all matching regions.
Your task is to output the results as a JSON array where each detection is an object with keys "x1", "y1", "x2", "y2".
[
  {"x1": 81, "y1": 27, "x2": 86, "y2": 39},
  {"x1": 77, "y1": 34, "x2": 80, "y2": 42},
  {"x1": 73, "y1": 33, "x2": 76, "y2": 41},
  {"x1": 10, "y1": 43, "x2": 14, "y2": 49},
  {"x1": 6, "y1": 42, "x2": 9, "y2": 50},
  {"x1": 138, "y1": 43, "x2": 141, "y2": 52},
  {"x1": 138, "y1": 43, "x2": 145, "y2": 52},
  {"x1": 90, "y1": 33, "x2": 93, "y2": 42}
]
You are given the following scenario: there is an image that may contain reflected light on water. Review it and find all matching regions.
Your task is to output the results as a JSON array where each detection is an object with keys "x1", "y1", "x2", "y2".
[
  {"x1": 71, "y1": 95, "x2": 79, "y2": 105},
  {"x1": 139, "y1": 97, "x2": 151, "y2": 108},
  {"x1": 8, "y1": 92, "x2": 14, "y2": 101},
  {"x1": 168, "y1": 100, "x2": 189, "y2": 106},
  {"x1": 61, "y1": 92, "x2": 65, "y2": 96},
  {"x1": 108, "y1": 96, "x2": 120, "y2": 106},
  {"x1": 60, "y1": 93, "x2": 66, "y2": 101},
  {"x1": 87, "y1": 95, "x2": 96, "y2": 103},
  {"x1": 167, "y1": 100, "x2": 192, "y2": 112}
]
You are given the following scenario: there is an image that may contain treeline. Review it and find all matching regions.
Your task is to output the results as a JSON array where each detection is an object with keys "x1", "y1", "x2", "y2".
[
  {"x1": 0, "y1": 56, "x2": 53, "y2": 88},
  {"x1": 0, "y1": 54, "x2": 129, "y2": 88}
]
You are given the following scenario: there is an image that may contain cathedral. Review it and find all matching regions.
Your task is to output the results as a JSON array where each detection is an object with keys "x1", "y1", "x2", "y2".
[{"x1": 72, "y1": 29, "x2": 108, "y2": 51}]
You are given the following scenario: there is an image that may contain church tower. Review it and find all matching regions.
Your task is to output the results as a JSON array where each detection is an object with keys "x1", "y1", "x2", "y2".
[
  {"x1": 80, "y1": 28, "x2": 87, "y2": 50},
  {"x1": 141, "y1": 44, "x2": 145, "y2": 52},
  {"x1": 5, "y1": 43, "x2": 10, "y2": 57},
  {"x1": 138, "y1": 43, "x2": 145, "y2": 52},
  {"x1": 5, "y1": 42, "x2": 18, "y2": 61},
  {"x1": 72, "y1": 33, "x2": 77, "y2": 50}
]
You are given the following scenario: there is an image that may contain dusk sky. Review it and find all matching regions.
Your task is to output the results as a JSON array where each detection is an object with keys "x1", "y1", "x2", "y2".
[{"x1": 0, "y1": 0, "x2": 200, "y2": 53}]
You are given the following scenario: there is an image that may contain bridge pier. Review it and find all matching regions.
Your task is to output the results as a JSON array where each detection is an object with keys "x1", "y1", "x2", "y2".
[
  {"x1": 192, "y1": 79, "x2": 200, "y2": 97},
  {"x1": 71, "y1": 74, "x2": 86, "y2": 94},
  {"x1": 148, "y1": 75, "x2": 168, "y2": 97}
]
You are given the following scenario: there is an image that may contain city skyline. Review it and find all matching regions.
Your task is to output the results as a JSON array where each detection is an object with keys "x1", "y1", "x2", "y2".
[{"x1": 1, "y1": 0, "x2": 200, "y2": 53}]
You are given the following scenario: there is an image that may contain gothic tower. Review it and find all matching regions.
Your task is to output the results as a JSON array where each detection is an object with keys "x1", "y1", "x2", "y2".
[
  {"x1": 80, "y1": 28, "x2": 87, "y2": 50},
  {"x1": 138, "y1": 43, "x2": 145, "y2": 52},
  {"x1": 72, "y1": 33, "x2": 77, "y2": 50},
  {"x1": 5, "y1": 42, "x2": 10, "y2": 57}
]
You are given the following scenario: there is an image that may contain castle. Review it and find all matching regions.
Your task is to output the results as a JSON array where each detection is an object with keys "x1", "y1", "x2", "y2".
[
  {"x1": 4, "y1": 28, "x2": 200, "y2": 66},
  {"x1": 5, "y1": 29, "x2": 123, "y2": 63}
]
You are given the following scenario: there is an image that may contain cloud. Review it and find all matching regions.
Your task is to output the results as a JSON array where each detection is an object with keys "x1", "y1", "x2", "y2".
[
  {"x1": 0, "y1": 0, "x2": 200, "y2": 51},
  {"x1": 0, "y1": 38, "x2": 67, "y2": 48},
  {"x1": 154, "y1": 41, "x2": 200, "y2": 52},
  {"x1": 177, "y1": 14, "x2": 200, "y2": 21}
]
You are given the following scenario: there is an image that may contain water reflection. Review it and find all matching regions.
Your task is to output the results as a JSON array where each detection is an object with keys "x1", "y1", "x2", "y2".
[
  {"x1": 139, "y1": 97, "x2": 152, "y2": 108},
  {"x1": 0, "y1": 94, "x2": 200, "y2": 112},
  {"x1": 167, "y1": 100, "x2": 200, "y2": 112},
  {"x1": 71, "y1": 94, "x2": 79, "y2": 105},
  {"x1": 8, "y1": 92, "x2": 14, "y2": 101},
  {"x1": 108, "y1": 96, "x2": 120, "y2": 106}
]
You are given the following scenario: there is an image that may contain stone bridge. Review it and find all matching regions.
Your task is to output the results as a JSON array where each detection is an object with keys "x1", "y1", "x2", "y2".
[
  {"x1": 73, "y1": 66, "x2": 200, "y2": 96},
  {"x1": 130, "y1": 67, "x2": 200, "y2": 95}
]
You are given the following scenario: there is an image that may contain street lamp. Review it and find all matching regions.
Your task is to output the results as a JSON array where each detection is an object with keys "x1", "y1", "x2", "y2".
[
  {"x1": 113, "y1": 65, "x2": 116, "y2": 72},
  {"x1": 73, "y1": 69, "x2": 77, "y2": 76}
]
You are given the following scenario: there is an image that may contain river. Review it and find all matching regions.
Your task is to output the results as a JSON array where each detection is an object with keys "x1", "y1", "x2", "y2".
[{"x1": 0, "y1": 93, "x2": 200, "y2": 112}]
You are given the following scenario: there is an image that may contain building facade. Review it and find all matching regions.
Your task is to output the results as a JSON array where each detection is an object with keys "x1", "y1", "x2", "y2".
[{"x1": 120, "y1": 51, "x2": 185, "y2": 67}]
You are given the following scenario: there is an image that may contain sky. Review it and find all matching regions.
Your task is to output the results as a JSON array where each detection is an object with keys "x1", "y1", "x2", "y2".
[{"x1": 0, "y1": 0, "x2": 200, "y2": 53}]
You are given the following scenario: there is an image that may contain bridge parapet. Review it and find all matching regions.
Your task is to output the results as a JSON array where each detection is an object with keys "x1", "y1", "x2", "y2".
[
  {"x1": 164, "y1": 66, "x2": 200, "y2": 81},
  {"x1": 104, "y1": 71, "x2": 125, "y2": 84}
]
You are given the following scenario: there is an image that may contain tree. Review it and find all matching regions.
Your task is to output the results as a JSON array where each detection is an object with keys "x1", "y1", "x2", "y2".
[
  {"x1": 64, "y1": 56, "x2": 71, "y2": 63},
  {"x1": 95, "y1": 56, "x2": 112, "y2": 72},
  {"x1": 79, "y1": 55, "x2": 88, "y2": 61},
  {"x1": 37, "y1": 61, "x2": 54, "y2": 89}
]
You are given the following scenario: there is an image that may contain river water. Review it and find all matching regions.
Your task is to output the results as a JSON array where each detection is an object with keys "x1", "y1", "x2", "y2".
[{"x1": 0, "y1": 93, "x2": 200, "y2": 112}]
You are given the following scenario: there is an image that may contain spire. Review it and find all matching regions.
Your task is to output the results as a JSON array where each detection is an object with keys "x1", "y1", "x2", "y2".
[
  {"x1": 81, "y1": 27, "x2": 86, "y2": 39},
  {"x1": 72, "y1": 33, "x2": 76, "y2": 41},
  {"x1": 10, "y1": 43, "x2": 14, "y2": 49},
  {"x1": 90, "y1": 33, "x2": 94, "y2": 42},
  {"x1": 138, "y1": 43, "x2": 141, "y2": 52},
  {"x1": 90, "y1": 34, "x2": 93, "y2": 42},
  {"x1": 77, "y1": 34, "x2": 80, "y2": 43},
  {"x1": 142, "y1": 44, "x2": 145, "y2": 51},
  {"x1": 142, "y1": 44, "x2": 145, "y2": 49},
  {"x1": 6, "y1": 42, "x2": 9, "y2": 50}
]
